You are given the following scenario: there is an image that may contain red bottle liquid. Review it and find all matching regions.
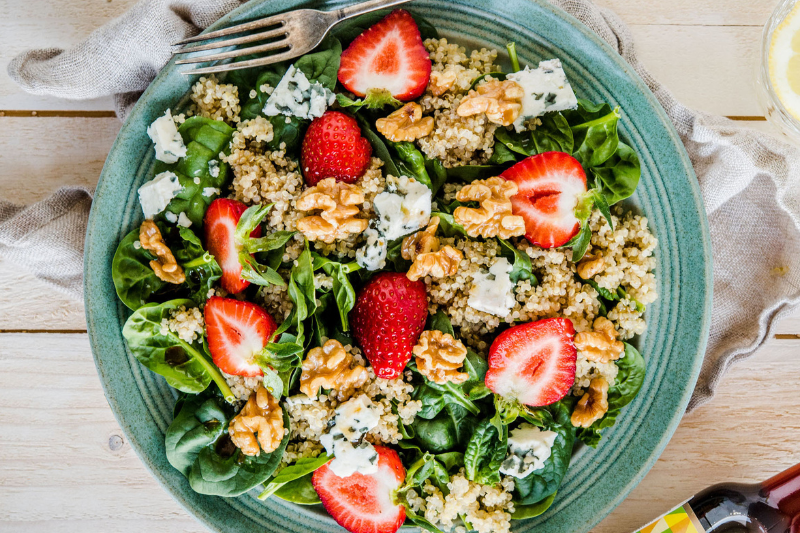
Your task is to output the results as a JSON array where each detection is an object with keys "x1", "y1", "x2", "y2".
[{"x1": 636, "y1": 463, "x2": 800, "y2": 533}]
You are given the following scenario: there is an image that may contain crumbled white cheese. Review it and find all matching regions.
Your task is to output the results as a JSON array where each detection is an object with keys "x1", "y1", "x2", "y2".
[
  {"x1": 208, "y1": 159, "x2": 220, "y2": 178},
  {"x1": 320, "y1": 394, "x2": 381, "y2": 478},
  {"x1": 146, "y1": 109, "x2": 187, "y2": 163},
  {"x1": 468, "y1": 258, "x2": 516, "y2": 316},
  {"x1": 138, "y1": 171, "x2": 182, "y2": 219},
  {"x1": 202, "y1": 187, "x2": 221, "y2": 198},
  {"x1": 499, "y1": 423, "x2": 558, "y2": 478},
  {"x1": 164, "y1": 211, "x2": 178, "y2": 224},
  {"x1": 356, "y1": 176, "x2": 432, "y2": 271},
  {"x1": 133, "y1": 240, "x2": 142, "y2": 250},
  {"x1": 177, "y1": 212, "x2": 192, "y2": 228},
  {"x1": 506, "y1": 59, "x2": 578, "y2": 132},
  {"x1": 262, "y1": 64, "x2": 335, "y2": 120}
]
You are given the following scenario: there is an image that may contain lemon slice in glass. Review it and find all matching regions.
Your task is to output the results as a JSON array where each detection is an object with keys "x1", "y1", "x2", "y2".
[{"x1": 770, "y1": 2, "x2": 800, "y2": 121}]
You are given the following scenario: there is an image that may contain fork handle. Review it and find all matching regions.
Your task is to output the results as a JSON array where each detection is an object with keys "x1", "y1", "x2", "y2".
[{"x1": 334, "y1": 0, "x2": 415, "y2": 21}]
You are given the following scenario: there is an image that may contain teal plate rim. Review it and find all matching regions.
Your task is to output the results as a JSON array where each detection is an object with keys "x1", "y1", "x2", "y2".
[{"x1": 84, "y1": 1, "x2": 714, "y2": 532}]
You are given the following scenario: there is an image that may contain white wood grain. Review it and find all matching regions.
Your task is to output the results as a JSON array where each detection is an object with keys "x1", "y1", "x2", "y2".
[{"x1": 595, "y1": 0, "x2": 775, "y2": 26}]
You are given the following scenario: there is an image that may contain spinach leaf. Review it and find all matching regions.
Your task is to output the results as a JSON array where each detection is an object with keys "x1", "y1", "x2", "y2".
[
  {"x1": 445, "y1": 164, "x2": 501, "y2": 182},
  {"x1": 495, "y1": 127, "x2": 536, "y2": 157},
  {"x1": 355, "y1": 113, "x2": 401, "y2": 176},
  {"x1": 427, "y1": 310, "x2": 455, "y2": 336},
  {"x1": 591, "y1": 141, "x2": 641, "y2": 205},
  {"x1": 156, "y1": 117, "x2": 235, "y2": 228},
  {"x1": 258, "y1": 454, "x2": 331, "y2": 501},
  {"x1": 531, "y1": 112, "x2": 574, "y2": 154},
  {"x1": 464, "y1": 419, "x2": 508, "y2": 484},
  {"x1": 122, "y1": 299, "x2": 234, "y2": 401},
  {"x1": 172, "y1": 227, "x2": 222, "y2": 305},
  {"x1": 409, "y1": 360, "x2": 482, "y2": 417},
  {"x1": 238, "y1": 66, "x2": 304, "y2": 152},
  {"x1": 512, "y1": 421, "x2": 574, "y2": 505},
  {"x1": 426, "y1": 311, "x2": 491, "y2": 400},
  {"x1": 387, "y1": 140, "x2": 434, "y2": 189},
  {"x1": 112, "y1": 228, "x2": 169, "y2": 310},
  {"x1": 293, "y1": 38, "x2": 342, "y2": 91},
  {"x1": 411, "y1": 401, "x2": 478, "y2": 453},
  {"x1": 274, "y1": 473, "x2": 320, "y2": 504},
  {"x1": 488, "y1": 141, "x2": 517, "y2": 164},
  {"x1": 431, "y1": 212, "x2": 468, "y2": 238},
  {"x1": 470, "y1": 71, "x2": 507, "y2": 90},
  {"x1": 512, "y1": 492, "x2": 557, "y2": 519},
  {"x1": 165, "y1": 390, "x2": 290, "y2": 496},
  {"x1": 564, "y1": 100, "x2": 620, "y2": 169},
  {"x1": 312, "y1": 253, "x2": 360, "y2": 331},
  {"x1": 425, "y1": 157, "x2": 448, "y2": 195},
  {"x1": 498, "y1": 238, "x2": 534, "y2": 284}
]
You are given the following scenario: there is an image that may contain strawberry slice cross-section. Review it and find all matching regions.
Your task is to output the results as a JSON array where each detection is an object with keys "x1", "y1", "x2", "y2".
[
  {"x1": 203, "y1": 198, "x2": 261, "y2": 294},
  {"x1": 312, "y1": 445, "x2": 406, "y2": 533},
  {"x1": 204, "y1": 296, "x2": 277, "y2": 377},
  {"x1": 338, "y1": 9, "x2": 431, "y2": 101},
  {"x1": 500, "y1": 151, "x2": 588, "y2": 248},
  {"x1": 485, "y1": 317, "x2": 577, "y2": 407}
]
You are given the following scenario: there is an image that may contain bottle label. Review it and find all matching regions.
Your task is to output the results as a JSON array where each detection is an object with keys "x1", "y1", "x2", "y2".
[{"x1": 634, "y1": 502, "x2": 706, "y2": 533}]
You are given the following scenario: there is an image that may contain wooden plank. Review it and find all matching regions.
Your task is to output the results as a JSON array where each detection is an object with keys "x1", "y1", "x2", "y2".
[
  {"x1": 0, "y1": 332, "x2": 797, "y2": 532},
  {"x1": 595, "y1": 0, "x2": 775, "y2": 26}
]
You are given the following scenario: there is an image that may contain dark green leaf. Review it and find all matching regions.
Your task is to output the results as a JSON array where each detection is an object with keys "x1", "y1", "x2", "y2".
[
  {"x1": 512, "y1": 422, "x2": 574, "y2": 505},
  {"x1": 356, "y1": 113, "x2": 401, "y2": 176},
  {"x1": 431, "y1": 212, "x2": 468, "y2": 238},
  {"x1": 464, "y1": 419, "x2": 507, "y2": 484},
  {"x1": 568, "y1": 102, "x2": 620, "y2": 168},
  {"x1": 497, "y1": 238, "x2": 534, "y2": 284},
  {"x1": 112, "y1": 228, "x2": 168, "y2": 310},
  {"x1": 294, "y1": 38, "x2": 342, "y2": 90},
  {"x1": 274, "y1": 473, "x2": 321, "y2": 504},
  {"x1": 591, "y1": 141, "x2": 641, "y2": 205},
  {"x1": 470, "y1": 72, "x2": 507, "y2": 90},
  {"x1": 258, "y1": 454, "x2": 331, "y2": 500},
  {"x1": 531, "y1": 112, "x2": 574, "y2": 154},
  {"x1": 512, "y1": 492, "x2": 557, "y2": 519}
]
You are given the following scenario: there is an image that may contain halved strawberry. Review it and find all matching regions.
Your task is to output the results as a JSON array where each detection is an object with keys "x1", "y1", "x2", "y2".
[
  {"x1": 312, "y1": 445, "x2": 406, "y2": 533},
  {"x1": 203, "y1": 198, "x2": 261, "y2": 294},
  {"x1": 204, "y1": 296, "x2": 277, "y2": 377},
  {"x1": 500, "y1": 152, "x2": 587, "y2": 248},
  {"x1": 485, "y1": 318, "x2": 577, "y2": 407},
  {"x1": 338, "y1": 9, "x2": 431, "y2": 101}
]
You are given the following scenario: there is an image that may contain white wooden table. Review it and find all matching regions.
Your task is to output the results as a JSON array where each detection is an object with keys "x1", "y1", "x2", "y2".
[{"x1": 0, "y1": 1, "x2": 798, "y2": 531}]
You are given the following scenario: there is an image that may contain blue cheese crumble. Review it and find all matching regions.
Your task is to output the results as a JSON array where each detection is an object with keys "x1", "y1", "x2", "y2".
[
  {"x1": 356, "y1": 176, "x2": 432, "y2": 271},
  {"x1": 146, "y1": 109, "x2": 187, "y2": 164},
  {"x1": 499, "y1": 423, "x2": 558, "y2": 479},
  {"x1": 138, "y1": 171, "x2": 182, "y2": 219},
  {"x1": 262, "y1": 64, "x2": 335, "y2": 120},
  {"x1": 208, "y1": 159, "x2": 220, "y2": 178},
  {"x1": 468, "y1": 258, "x2": 516, "y2": 316},
  {"x1": 320, "y1": 394, "x2": 381, "y2": 478},
  {"x1": 177, "y1": 212, "x2": 192, "y2": 228},
  {"x1": 506, "y1": 59, "x2": 578, "y2": 132}
]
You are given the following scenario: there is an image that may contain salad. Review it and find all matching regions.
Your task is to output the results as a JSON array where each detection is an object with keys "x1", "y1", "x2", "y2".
[{"x1": 111, "y1": 8, "x2": 657, "y2": 533}]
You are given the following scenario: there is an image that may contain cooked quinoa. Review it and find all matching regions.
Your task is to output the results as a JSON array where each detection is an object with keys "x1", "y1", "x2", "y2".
[
  {"x1": 189, "y1": 76, "x2": 241, "y2": 124},
  {"x1": 159, "y1": 305, "x2": 204, "y2": 343}
]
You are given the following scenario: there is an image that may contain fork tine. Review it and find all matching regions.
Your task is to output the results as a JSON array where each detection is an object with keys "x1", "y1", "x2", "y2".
[
  {"x1": 182, "y1": 50, "x2": 298, "y2": 76},
  {"x1": 173, "y1": 26, "x2": 287, "y2": 55},
  {"x1": 172, "y1": 14, "x2": 286, "y2": 46},
  {"x1": 174, "y1": 39, "x2": 290, "y2": 65}
]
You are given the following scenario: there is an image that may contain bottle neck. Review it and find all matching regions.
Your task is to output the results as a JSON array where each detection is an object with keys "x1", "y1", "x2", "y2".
[{"x1": 763, "y1": 463, "x2": 800, "y2": 518}]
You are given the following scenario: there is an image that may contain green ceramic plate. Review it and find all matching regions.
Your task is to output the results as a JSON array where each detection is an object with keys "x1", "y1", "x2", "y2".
[{"x1": 85, "y1": 0, "x2": 713, "y2": 531}]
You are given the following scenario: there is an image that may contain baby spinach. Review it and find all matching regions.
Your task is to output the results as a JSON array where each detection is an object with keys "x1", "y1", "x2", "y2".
[
  {"x1": 165, "y1": 390, "x2": 290, "y2": 496},
  {"x1": 274, "y1": 473, "x2": 320, "y2": 504},
  {"x1": 112, "y1": 228, "x2": 169, "y2": 310},
  {"x1": 563, "y1": 100, "x2": 620, "y2": 169},
  {"x1": 464, "y1": 419, "x2": 508, "y2": 484},
  {"x1": 170, "y1": 226, "x2": 222, "y2": 305},
  {"x1": 498, "y1": 238, "x2": 534, "y2": 284},
  {"x1": 311, "y1": 253, "x2": 360, "y2": 332},
  {"x1": 155, "y1": 116, "x2": 235, "y2": 228},
  {"x1": 431, "y1": 212, "x2": 468, "y2": 238},
  {"x1": 495, "y1": 127, "x2": 537, "y2": 157},
  {"x1": 411, "y1": 401, "x2": 478, "y2": 453},
  {"x1": 531, "y1": 112, "x2": 574, "y2": 155},
  {"x1": 355, "y1": 113, "x2": 401, "y2": 177},
  {"x1": 470, "y1": 71, "x2": 507, "y2": 90},
  {"x1": 387, "y1": 140, "x2": 434, "y2": 190},
  {"x1": 512, "y1": 492, "x2": 557, "y2": 519},
  {"x1": 591, "y1": 141, "x2": 641, "y2": 205},
  {"x1": 122, "y1": 299, "x2": 234, "y2": 401},
  {"x1": 512, "y1": 420, "x2": 575, "y2": 505},
  {"x1": 293, "y1": 37, "x2": 341, "y2": 91},
  {"x1": 394, "y1": 453, "x2": 457, "y2": 533},
  {"x1": 258, "y1": 454, "x2": 331, "y2": 501}
]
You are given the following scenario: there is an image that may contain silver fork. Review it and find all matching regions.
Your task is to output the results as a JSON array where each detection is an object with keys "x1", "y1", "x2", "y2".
[{"x1": 173, "y1": 0, "x2": 414, "y2": 75}]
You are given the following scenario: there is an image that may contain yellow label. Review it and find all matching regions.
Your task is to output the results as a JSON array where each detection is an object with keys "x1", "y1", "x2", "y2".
[{"x1": 635, "y1": 503, "x2": 706, "y2": 533}]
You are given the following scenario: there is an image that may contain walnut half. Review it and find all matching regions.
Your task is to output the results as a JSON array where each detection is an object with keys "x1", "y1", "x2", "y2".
[
  {"x1": 576, "y1": 254, "x2": 606, "y2": 279},
  {"x1": 300, "y1": 339, "x2": 369, "y2": 400},
  {"x1": 454, "y1": 177, "x2": 526, "y2": 239},
  {"x1": 139, "y1": 220, "x2": 185, "y2": 284},
  {"x1": 401, "y1": 218, "x2": 464, "y2": 282},
  {"x1": 296, "y1": 178, "x2": 369, "y2": 243},
  {"x1": 574, "y1": 317, "x2": 625, "y2": 364},
  {"x1": 456, "y1": 80, "x2": 524, "y2": 126},
  {"x1": 229, "y1": 386, "x2": 285, "y2": 456},
  {"x1": 413, "y1": 330, "x2": 469, "y2": 385},
  {"x1": 571, "y1": 377, "x2": 609, "y2": 428},
  {"x1": 375, "y1": 102, "x2": 434, "y2": 142}
]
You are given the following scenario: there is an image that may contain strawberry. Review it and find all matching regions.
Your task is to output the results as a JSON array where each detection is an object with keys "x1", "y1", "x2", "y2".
[
  {"x1": 301, "y1": 110, "x2": 372, "y2": 186},
  {"x1": 203, "y1": 198, "x2": 261, "y2": 294},
  {"x1": 500, "y1": 152, "x2": 588, "y2": 248},
  {"x1": 350, "y1": 272, "x2": 428, "y2": 379},
  {"x1": 485, "y1": 318, "x2": 577, "y2": 407},
  {"x1": 338, "y1": 9, "x2": 431, "y2": 101},
  {"x1": 312, "y1": 445, "x2": 406, "y2": 533},
  {"x1": 204, "y1": 296, "x2": 277, "y2": 377}
]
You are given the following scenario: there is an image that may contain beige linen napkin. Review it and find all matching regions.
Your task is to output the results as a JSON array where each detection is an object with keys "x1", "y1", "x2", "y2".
[{"x1": 6, "y1": 0, "x2": 800, "y2": 409}]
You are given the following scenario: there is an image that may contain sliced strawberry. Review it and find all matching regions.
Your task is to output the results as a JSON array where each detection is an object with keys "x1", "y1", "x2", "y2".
[
  {"x1": 351, "y1": 272, "x2": 428, "y2": 379},
  {"x1": 204, "y1": 296, "x2": 277, "y2": 377},
  {"x1": 338, "y1": 9, "x2": 431, "y2": 101},
  {"x1": 312, "y1": 445, "x2": 406, "y2": 533},
  {"x1": 500, "y1": 152, "x2": 587, "y2": 248},
  {"x1": 485, "y1": 318, "x2": 577, "y2": 407},
  {"x1": 203, "y1": 198, "x2": 261, "y2": 294}
]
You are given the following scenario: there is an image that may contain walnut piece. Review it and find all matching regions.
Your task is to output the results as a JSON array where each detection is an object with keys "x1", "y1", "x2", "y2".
[
  {"x1": 402, "y1": 218, "x2": 440, "y2": 261},
  {"x1": 428, "y1": 69, "x2": 458, "y2": 96},
  {"x1": 576, "y1": 254, "x2": 606, "y2": 279},
  {"x1": 456, "y1": 80, "x2": 524, "y2": 126},
  {"x1": 407, "y1": 246, "x2": 463, "y2": 282},
  {"x1": 453, "y1": 177, "x2": 526, "y2": 239},
  {"x1": 300, "y1": 339, "x2": 369, "y2": 400},
  {"x1": 571, "y1": 377, "x2": 609, "y2": 428},
  {"x1": 413, "y1": 330, "x2": 469, "y2": 385},
  {"x1": 229, "y1": 386, "x2": 285, "y2": 456},
  {"x1": 139, "y1": 220, "x2": 185, "y2": 284},
  {"x1": 296, "y1": 178, "x2": 369, "y2": 243},
  {"x1": 574, "y1": 317, "x2": 625, "y2": 363},
  {"x1": 375, "y1": 102, "x2": 434, "y2": 142}
]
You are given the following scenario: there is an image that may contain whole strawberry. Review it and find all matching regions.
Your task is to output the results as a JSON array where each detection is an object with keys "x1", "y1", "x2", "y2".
[
  {"x1": 301, "y1": 110, "x2": 372, "y2": 186},
  {"x1": 351, "y1": 272, "x2": 428, "y2": 379}
]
